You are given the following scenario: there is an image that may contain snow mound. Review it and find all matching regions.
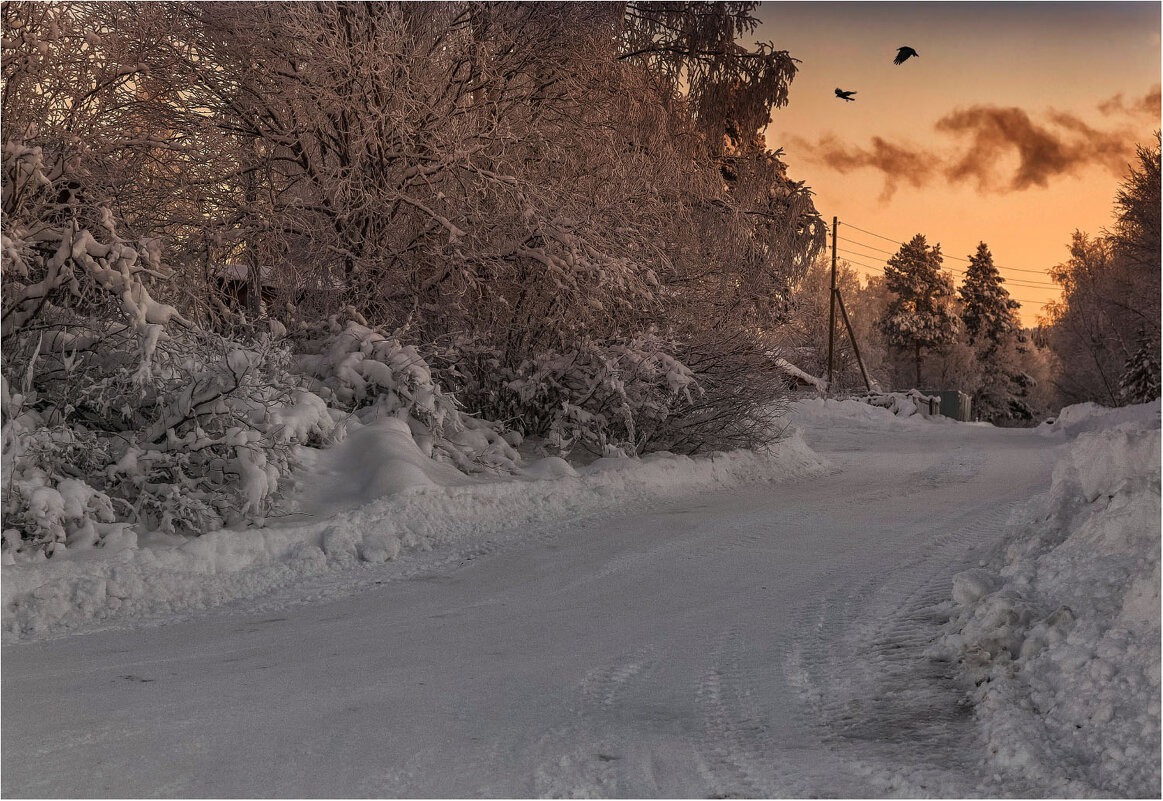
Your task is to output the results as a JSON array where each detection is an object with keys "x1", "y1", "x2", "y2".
[
  {"x1": 1039, "y1": 398, "x2": 1161, "y2": 438},
  {"x1": 942, "y1": 408, "x2": 1161, "y2": 796},
  {"x1": 2, "y1": 424, "x2": 827, "y2": 641},
  {"x1": 790, "y1": 393, "x2": 940, "y2": 428},
  {"x1": 305, "y1": 417, "x2": 475, "y2": 510}
]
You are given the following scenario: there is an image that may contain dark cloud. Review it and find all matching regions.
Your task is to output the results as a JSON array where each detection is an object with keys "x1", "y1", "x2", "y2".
[
  {"x1": 791, "y1": 99, "x2": 1147, "y2": 197},
  {"x1": 787, "y1": 134, "x2": 937, "y2": 201},
  {"x1": 936, "y1": 105, "x2": 1132, "y2": 191},
  {"x1": 1097, "y1": 86, "x2": 1161, "y2": 117}
]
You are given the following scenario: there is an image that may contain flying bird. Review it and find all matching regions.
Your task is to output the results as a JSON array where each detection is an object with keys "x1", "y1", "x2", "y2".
[
  {"x1": 834, "y1": 88, "x2": 857, "y2": 102},
  {"x1": 894, "y1": 46, "x2": 919, "y2": 65}
]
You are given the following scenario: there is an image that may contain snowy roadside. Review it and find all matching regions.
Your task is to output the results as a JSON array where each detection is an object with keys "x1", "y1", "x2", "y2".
[
  {"x1": 940, "y1": 400, "x2": 1161, "y2": 797},
  {"x1": 2, "y1": 416, "x2": 827, "y2": 643}
]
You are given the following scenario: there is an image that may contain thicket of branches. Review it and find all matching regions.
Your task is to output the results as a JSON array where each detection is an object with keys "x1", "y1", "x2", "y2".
[
  {"x1": 1042, "y1": 134, "x2": 1161, "y2": 406},
  {"x1": 2, "y1": 1, "x2": 826, "y2": 555}
]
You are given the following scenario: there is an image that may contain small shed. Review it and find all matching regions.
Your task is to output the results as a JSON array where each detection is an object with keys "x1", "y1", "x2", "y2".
[{"x1": 928, "y1": 390, "x2": 972, "y2": 422}]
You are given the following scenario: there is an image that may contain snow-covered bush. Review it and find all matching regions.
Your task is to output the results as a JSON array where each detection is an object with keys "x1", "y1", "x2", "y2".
[
  {"x1": 446, "y1": 333, "x2": 788, "y2": 458},
  {"x1": 1, "y1": 145, "x2": 332, "y2": 557},
  {"x1": 291, "y1": 311, "x2": 519, "y2": 474},
  {"x1": 941, "y1": 405, "x2": 1161, "y2": 795}
]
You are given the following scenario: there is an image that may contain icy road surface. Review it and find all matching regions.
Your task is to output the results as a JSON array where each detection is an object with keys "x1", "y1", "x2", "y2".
[{"x1": 3, "y1": 421, "x2": 1060, "y2": 798}]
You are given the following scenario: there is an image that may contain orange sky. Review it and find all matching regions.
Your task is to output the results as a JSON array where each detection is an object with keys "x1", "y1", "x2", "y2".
[{"x1": 756, "y1": 1, "x2": 1161, "y2": 326}]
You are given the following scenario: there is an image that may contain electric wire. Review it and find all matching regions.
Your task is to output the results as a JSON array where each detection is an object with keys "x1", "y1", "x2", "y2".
[
  {"x1": 836, "y1": 248, "x2": 1058, "y2": 290},
  {"x1": 839, "y1": 219, "x2": 1057, "y2": 276},
  {"x1": 832, "y1": 248, "x2": 1059, "y2": 306},
  {"x1": 835, "y1": 230, "x2": 1060, "y2": 288}
]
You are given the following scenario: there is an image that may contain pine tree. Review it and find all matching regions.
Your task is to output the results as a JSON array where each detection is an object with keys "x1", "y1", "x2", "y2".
[
  {"x1": 1119, "y1": 335, "x2": 1161, "y2": 404},
  {"x1": 878, "y1": 234, "x2": 958, "y2": 387},
  {"x1": 959, "y1": 242, "x2": 1019, "y2": 352},
  {"x1": 959, "y1": 242, "x2": 1026, "y2": 423}
]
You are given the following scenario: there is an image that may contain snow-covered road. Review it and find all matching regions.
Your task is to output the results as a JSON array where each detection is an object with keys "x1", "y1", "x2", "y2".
[{"x1": 3, "y1": 420, "x2": 1062, "y2": 797}]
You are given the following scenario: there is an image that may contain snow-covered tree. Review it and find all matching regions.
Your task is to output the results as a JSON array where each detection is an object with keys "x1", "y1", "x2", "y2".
[
  {"x1": 774, "y1": 256, "x2": 879, "y2": 391},
  {"x1": 1110, "y1": 133, "x2": 1161, "y2": 292},
  {"x1": 959, "y1": 243, "x2": 1020, "y2": 351},
  {"x1": 1044, "y1": 135, "x2": 1161, "y2": 407},
  {"x1": 618, "y1": 2, "x2": 797, "y2": 153},
  {"x1": 1, "y1": 0, "x2": 830, "y2": 560},
  {"x1": 1044, "y1": 232, "x2": 1125, "y2": 405},
  {"x1": 956, "y1": 242, "x2": 1039, "y2": 423},
  {"x1": 878, "y1": 234, "x2": 959, "y2": 387},
  {"x1": 1120, "y1": 334, "x2": 1161, "y2": 404}
]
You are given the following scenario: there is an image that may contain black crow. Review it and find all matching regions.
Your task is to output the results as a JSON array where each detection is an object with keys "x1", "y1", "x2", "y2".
[
  {"x1": 894, "y1": 46, "x2": 918, "y2": 65},
  {"x1": 834, "y1": 88, "x2": 857, "y2": 102}
]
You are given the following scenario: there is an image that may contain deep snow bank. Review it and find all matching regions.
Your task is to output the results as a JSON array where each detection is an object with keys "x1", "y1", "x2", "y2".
[
  {"x1": 1039, "y1": 398, "x2": 1161, "y2": 438},
  {"x1": 2, "y1": 418, "x2": 826, "y2": 641},
  {"x1": 942, "y1": 401, "x2": 1161, "y2": 797},
  {"x1": 790, "y1": 394, "x2": 945, "y2": 428}
]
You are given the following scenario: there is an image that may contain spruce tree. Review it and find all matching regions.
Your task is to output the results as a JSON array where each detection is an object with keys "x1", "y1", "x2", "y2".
[
  {"x1": 1120, "y1": 334, "x2": 1161, "y2": 404},
  {"x1": 959, "y1": 242, "x2": 1027, "y2": 422},
  {"x1": 959, "y1": 242, "x2": 1019, "y2": 352},
  {"x1": 878, "y1": 234, "x2": 958, "y2": 387}
]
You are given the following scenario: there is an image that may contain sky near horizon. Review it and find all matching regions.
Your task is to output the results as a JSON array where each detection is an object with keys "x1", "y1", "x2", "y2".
[{"x1": 754, "y1": 1, "x2": 1161, "y2": 326}]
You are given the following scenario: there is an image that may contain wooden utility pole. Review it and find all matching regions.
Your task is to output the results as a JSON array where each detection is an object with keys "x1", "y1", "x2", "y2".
[
  {"x1": 835, "y1": 289, "x2": 872, "y2": 392},
  {"x1": 827, "y1": 216, "x2": 838, "y2": 393}
]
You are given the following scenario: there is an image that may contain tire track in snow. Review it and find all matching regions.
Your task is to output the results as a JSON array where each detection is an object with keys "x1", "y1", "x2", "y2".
[
  {"x1": 785, "y1": 498, "x2": 1027, "y2": 796},
  {"x1": 531, "y1": 645, "x2": 661, "y2": 798},
  {"x1": 695, "y1": 626, "x2": 786, "y2": 798},
  {"x1": 845, "y1": 443, "x2": 986, "y2": 506}
]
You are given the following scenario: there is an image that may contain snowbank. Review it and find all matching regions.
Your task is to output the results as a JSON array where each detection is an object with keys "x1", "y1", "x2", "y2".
[
  {"x1": 2, "y1": 421, "x2": 826, "y2": 641},
  {"x1": 1038, "y1": 398, "x2": 1161, "y2": 438},
  {"x1": 942, "y1": 401, "x2": 1161, "y2": 796},
  {"x1": 790, "y1": 394, "x2": 943, "y2": 428}
]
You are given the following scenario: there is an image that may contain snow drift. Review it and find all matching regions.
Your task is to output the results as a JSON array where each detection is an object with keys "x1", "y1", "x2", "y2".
[
  {"x1": 790, "y1": 392, "x2": 944, "y2": 428},
  {"x1": 2, "y1": 418, "x2": 826, "y2": 641},
  {"x1": 942, "y1": 401, "x2": 1161, "y2": 797}
]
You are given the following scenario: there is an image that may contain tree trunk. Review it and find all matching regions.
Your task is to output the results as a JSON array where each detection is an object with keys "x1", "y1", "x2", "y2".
[
  {"x1": 915, "y1": 341, "x2": 922, "y2": 387},
  {"x1": 243, "y1": 167, "x2": 262, "y2": 319}
]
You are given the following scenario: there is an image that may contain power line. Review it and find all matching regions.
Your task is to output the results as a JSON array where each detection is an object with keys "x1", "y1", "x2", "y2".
[
  {"x1": 834, "y1": 253, "x2": 885, "y2": 272},
  {"x1": 837, "y1": 236, "x2": 897, "y2": 257},
  {"x1": 1004, "y1": 279, "x2": 1060, "y2": 289},
  {"x1": 833, "y1": 259, "x2": 1054, "y2": 305},
  {"x1": 842, "y1": 222, "x2": 903, "y2": 246},
  {"x1": 839, "y1": 219, "x2": 1056, "y2": 276},
  {"x1": 837, "y1": 248, "x2": 1059, "y2": 289},
  {"x1": 836, "y1": 246, "x2": 884, "y2": 262}
]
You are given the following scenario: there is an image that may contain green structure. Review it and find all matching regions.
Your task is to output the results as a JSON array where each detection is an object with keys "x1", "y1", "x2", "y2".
[{"x1": 929, "y1": 390, "x2": 973, "y2": 421}]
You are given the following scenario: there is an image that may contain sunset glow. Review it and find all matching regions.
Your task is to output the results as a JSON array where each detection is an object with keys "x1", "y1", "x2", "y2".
[{"x1": 758, "y1": 1, "x2": 1161, "y2": 325}]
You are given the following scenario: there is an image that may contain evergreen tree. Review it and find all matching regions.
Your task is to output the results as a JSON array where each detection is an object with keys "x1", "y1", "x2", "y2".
[
  {"x1": 959, "y1": 242, "x2": 1019, "y2": 352},
  {"x1": 959, "y1": 242, "x2": 1028, "y2": 423},
  {"x1": 878, "y1": 234, "x2": 958, "y2": 387},
  {"x1": 1120, "y1": 334, "x2": 1161, "y2": 404}
]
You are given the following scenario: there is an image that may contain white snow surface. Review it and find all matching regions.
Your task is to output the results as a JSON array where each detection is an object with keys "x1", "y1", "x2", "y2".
[
  {"x1": 943, "y1": 400, "x2": 1161, "y2": 797},
  {"x1": 2, "y1": 416, "x2": 825, "y2": 641},
  {"x1": 1039, "y1": 398, "x2": 1161, "y2": 438},
  {"x1": 3, "y1": 399, "x2": 1158, "y2": 798},
  {"x1": 791, "y1": 393, "x2": 945, "y2": 428}
]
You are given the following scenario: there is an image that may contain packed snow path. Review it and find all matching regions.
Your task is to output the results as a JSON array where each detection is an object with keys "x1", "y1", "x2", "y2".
[{"x1": 3, "y1": 421, "x2": 1062, "y2": 798}]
